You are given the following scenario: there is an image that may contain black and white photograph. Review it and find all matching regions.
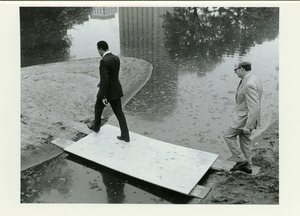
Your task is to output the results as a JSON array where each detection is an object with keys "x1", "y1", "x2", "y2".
[{"x1": 1, "y1": 0, "x2": 299, "y2": 215}]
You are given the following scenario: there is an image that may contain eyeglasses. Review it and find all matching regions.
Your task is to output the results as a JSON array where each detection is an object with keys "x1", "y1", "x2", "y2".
[{"x1": 234, "y1": 67, "x2": 241, "y2": 72}]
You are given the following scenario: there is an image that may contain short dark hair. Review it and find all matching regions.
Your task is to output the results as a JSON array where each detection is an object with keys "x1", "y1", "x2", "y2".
[
  {"x1": 239, "y1": 61, "x2": 251, "y2": 71},
  {"x1": 97, "y1": 41, "x2": 109, "y2": 51}
]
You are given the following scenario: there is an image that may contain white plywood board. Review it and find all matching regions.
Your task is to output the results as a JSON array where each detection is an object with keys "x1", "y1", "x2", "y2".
[{"x1": 64, "y1": 124, "x2": 218, "y2": 195}]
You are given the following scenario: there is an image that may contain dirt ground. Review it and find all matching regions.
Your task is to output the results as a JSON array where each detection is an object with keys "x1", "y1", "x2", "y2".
[
  {"x1": 199, "y1": 118, "x2": 279, "y2": 204},
  {"x1": 21, "y1": 57, "x2": 279, "y2": 204}
]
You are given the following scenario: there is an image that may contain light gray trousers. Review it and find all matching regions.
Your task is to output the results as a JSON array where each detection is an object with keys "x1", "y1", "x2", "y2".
[{"x1": 223, "y1": 127, "x2": 252, "y2": 165}]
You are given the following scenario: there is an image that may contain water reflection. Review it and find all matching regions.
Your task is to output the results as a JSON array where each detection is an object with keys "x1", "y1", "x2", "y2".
[
  {"x1": 21, "y1": 153, "x2": 125, "y2": 203},
  {"x1": 20, "y1": 7, "x2": 93, "y2": 67},
  {"x1": 119, "y1": 7, "x2": 279, "y2": 120},
  {"x1": 66, "y1": 154, "x2": 126, "y2": 203},
  {"x1": 101, "y1": 173, "x2": 125, "y2": 203},
  {"x1": 162, "y1": 7, "x2": 279, "y2": 75},
  {"x1": 119, "y1": 7, "x2": 178, "y2": 120},
  {"x1": 66, "y1": 154, "x2": 191, "y2": 204},
  {"x1": 21, "y1": 154, "x2": 73, "y2": 203},
  {"x1": 21, "y1": 152, "x2": 193, "y2": 203},
  {"x1": 68, "y1": 7, "x2": 121, "y2": 60},
  {"x1": 91, "y1": 7, "x2": 118, "y2": 19}
]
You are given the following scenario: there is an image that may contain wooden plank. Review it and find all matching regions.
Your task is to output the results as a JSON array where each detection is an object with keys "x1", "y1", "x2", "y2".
[
  {"x1": 189, "y1": 185, "x2": 211, "y2": 199},
  {"x1": 211, "y1": 159, "x2": 235, "y2": 171},
  {"x1": 51, "y1": 138, "x2": 74, "y2": 149},
  {"x1": 64, "y1": 124, "x2": 219, "y2": 196}
]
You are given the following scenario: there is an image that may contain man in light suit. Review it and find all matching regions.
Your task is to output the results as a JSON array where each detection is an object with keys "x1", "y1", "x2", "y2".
[
  {"x1": 87, "y1": 41, "x2": 130, "y2": 142},
  {"x1": 224, "y1": 60, "x2": 263, "y2": 174}
]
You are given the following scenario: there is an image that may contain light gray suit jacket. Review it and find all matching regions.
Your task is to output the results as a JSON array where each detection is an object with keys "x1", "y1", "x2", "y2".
[{"x1": 231, "y1": 72, "x2": 263, "y2": 130}]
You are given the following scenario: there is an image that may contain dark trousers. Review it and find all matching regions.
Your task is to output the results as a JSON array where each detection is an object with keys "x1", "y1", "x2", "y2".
[{"x1": 94, "y1": 97, "x2": 129, "y2": 139}]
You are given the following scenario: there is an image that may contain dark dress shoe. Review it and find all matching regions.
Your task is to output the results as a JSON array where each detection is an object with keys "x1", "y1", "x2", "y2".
[
  {"x1": 230, "y1": 161, "x2": 247, "y2": 172},
  {"x1": 87, "y1": 122, "x2": 100, "y2": 133},
  {"x1": 117, "y1": 136, "x2": 130, "y2": 142},
  {"x1": 231, "y1": 161, "x2": 252, "y2": 174},
  {"x1": 239, "y1": 163, "x2": 252, "y2": 174},
  {"x1": 240, "y1": 166, "x2": 252, "y2": 174}
]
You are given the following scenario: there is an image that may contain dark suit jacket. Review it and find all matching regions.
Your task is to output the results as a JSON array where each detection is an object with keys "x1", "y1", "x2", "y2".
[{"x1": 97, "y1": 53, "x2": 124, "y2": 101}]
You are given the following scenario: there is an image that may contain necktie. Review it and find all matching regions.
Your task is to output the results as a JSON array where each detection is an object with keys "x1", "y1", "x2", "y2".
[
  {"x1": 236, "y1": 79, "x2": 243, "y2": 101},
  {"x1": 237, "y1": 79, "x2": 243, "y2": 89}
]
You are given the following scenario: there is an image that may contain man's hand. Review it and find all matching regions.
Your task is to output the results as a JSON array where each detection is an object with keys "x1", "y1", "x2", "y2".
[
  {"x1": 102, "y1": 98, "x2": 108, "y2": 106},
  {"x1": 242, "y1": 127, "x2": 252, "y2": 135}
]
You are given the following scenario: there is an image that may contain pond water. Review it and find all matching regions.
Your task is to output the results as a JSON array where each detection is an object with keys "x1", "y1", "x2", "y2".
[{"x1": 20, "y1": 7, "x2": 279, "y2": 203}]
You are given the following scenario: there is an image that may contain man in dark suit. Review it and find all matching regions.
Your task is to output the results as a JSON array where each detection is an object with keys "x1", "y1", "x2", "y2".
[{"x1": 87, "y1": 40, "x2": 130, "y2": 142}]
